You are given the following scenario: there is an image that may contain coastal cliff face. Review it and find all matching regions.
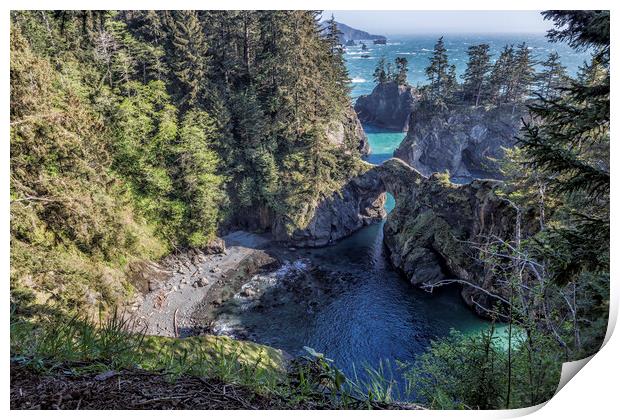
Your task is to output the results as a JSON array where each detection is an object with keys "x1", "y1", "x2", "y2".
[
  {"x1": 383, "y1": 172, "x2": 523, "y2": 315},
  {"x1": 394, "y1": 103, "x2": 525, "y2": 178},
  {"x1": 272, "y1": 163, "x2": 387, "y2": 247},
  {"x1": 326, "y1": 105, "x2": 371, "y2": 156},
  {"x1": 354, "y1": 81, "x2": 419, "y2": 132}
]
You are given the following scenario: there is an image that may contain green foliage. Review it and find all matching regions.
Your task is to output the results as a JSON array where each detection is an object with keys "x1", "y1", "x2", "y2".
[
  {"x1": 175, "y1": 110, "x2": 226, "y2": 246},
  {"x1": 11, "y1": 10, "x2": 357, "y2": 313},
  {"x1": 10, "y1": 23, "x2": 167, "y2": 313},
  {"x1": 404, "y1": 328, "x2": 562, "y2": 409},
  {"x1": 112, "y1": 80, "x2": 225, "y2": 247},
  {"x1": 10, "y1": 310, "x2": 286, "y2": 391},
  {"x1": 11, "y1": 312, "x2": 413, "y2": 409},
  {"x1": 486, "y1": 14, "x2": 610, "y2": 383},
  {"x1": 462, "y1": 43, "x2": 491, "y2": 106},
  {"x1": 424, "y1": 37, "x2": 457, "y2": 107},
  {"x1": 162, "y1": 11, "x2": 210, "y2": 108},
  {"x1": 534, "y1": 52, "x2": 568, "y2": 100},
  {"x1": 373, "y1": 57, "x2": 388, "y2": 84},
  {"x1": 515, "y1": 11, "x2": 609, "y2": 353},
  {"x1": 395, "y1": 56, "x2": 409, "y2": 85},
  {"x1": 373, "y1": 56, "x2": 409, "y2": 85},
  {"x1": 112, "y1": 80, "x2": 181, "y2": 235}
]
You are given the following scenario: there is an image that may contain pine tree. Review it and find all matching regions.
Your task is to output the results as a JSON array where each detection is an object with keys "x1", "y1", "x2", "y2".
[
  {"x1": 394, "y1": 56, "x2": 409, "y2": 85},
  {"x1": 462, "y1": 43, "x2": 491, "y2": 106},
  {"x1": 488, "y1": 45, "x2": 514, "y2": 106},
  {"x1": 509, "y1": 43, "x2": 535, "y2": 104},
  {"x1": 175, "y1": 110, "x2": 225, "y2": 247},
  {"x1": 535, "y1": 52, "x2": 568, "y2": 100},
  {"x1": 425, "y1": 36, "x2": 454, "y2": 106},
  {"x1": 446, "y1": 64, "x2": 458, "y2": 96},
  {"x1": 324, "y1": 14, "x2": 350, "y2": 98},
  {"x1": 373, "y1": 56, "x2": 388, "y2": 84},
  {"x1": 164, "y1": 10, "x2": 209, "y2": 108},
  {"x1": 518, "y1": 11, "x2": 609, "y2": 288}
]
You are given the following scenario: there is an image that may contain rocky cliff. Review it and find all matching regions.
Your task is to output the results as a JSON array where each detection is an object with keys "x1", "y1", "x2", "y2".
[
  {"x1": 271, "y1": 155, "x2": 531, "y2": 316},
  {"x1": 326, "y1": 105, "x2": 371, "y2": 156},
  {"x1": 272, "y1": 162, "x2": 387, "y2": 247},
  {"x1": 394, "y1": 102, "x2": 525, "y2": 178},
  {"x1": 382, "y1": 171, "x2": 525, "y2": 316},
  {"x1": 354, "y1": 81, "x2": 419, "y2": 132}
]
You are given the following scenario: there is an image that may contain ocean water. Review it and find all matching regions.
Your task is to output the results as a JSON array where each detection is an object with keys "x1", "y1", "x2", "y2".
[{"x1": 346, "y1": 33, "x2": 591, "y2": 100}]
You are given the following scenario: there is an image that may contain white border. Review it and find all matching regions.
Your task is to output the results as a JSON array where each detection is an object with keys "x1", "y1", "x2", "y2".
[{"x1": 3, "y1": 1, "x2": 617, "y2": 419}]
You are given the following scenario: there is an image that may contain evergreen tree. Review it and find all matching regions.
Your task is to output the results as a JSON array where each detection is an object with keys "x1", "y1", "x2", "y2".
[
  {"x1": 324, "y1": 14, "x2": 350, "y2": 98},
  {"x1": 517, "y1": 11, "x2": 609, "y2": 350},
  {"x1": 509, "y1": 43, "x2": 535, "y2": 104},
  {"x1": 175, "y1": 110, "x2": 225, "y2": 247},
  {"x1": 488, "y1": 45, "x2": 514, "y2": 105},
  {"x1": 163, "y1": 10, "x2": 209, "y2": 108},
  {"x1": 535, "y1": 52, "x2": 568, "y2": 100},
  {"x1": 462, "y1": 43, "x2": 491, "y2": 106},
  {"x1": 425, "y1": 36, "x2": 455, "y2": 106},
  {"x1": 394, "y1": 56, "x2": 409, "y2": 85},
  {"x1": 373, "y1": 56, "x2": 388, "y2": 84},
  {"x1": 446, "y1": 64, "x2": 458, "y2": 96},
  {"x1": 386, "y1": 61, "x2": 394, "y2": 81}
]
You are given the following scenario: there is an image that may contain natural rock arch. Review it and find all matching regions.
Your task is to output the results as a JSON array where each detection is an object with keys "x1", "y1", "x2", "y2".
[
  {"x1": 272, "y1": 158, "x2": 425, "y2": 247},
  {"x1": 365, "y1": 157, "x2": 425, "y2": 200},
  {"x1": 274, "y1": 156, "x2": 522, "y2": 317}
]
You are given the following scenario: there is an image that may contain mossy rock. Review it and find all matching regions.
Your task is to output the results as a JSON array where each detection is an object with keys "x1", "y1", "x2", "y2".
[{"x1": 139, "y1": 334, "x2": 288, "y2": 378}]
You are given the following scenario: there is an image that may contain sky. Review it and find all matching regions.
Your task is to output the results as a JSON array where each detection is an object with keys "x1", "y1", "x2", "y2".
[{"x1": 321, "y1": 11, "x2": 553, "y2": 35}]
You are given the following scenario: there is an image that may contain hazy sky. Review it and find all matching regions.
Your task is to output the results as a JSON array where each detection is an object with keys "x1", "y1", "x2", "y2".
[{"x1": 322, "y1": 11, "x2": 553, "y2": 35}]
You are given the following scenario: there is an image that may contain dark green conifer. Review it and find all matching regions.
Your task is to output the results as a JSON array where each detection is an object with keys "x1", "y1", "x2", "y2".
[
  {"x1": 535, "y1": 52, "x2": 568, "y2": 99},
  {"x1": 373, "y1": 57, "x2": 388, "y2": 84},
  {"x1": 394, "y1": 56, "x2": 409, "y2": 85},
  {"x1": 462, "y1": 43, "x2": 491, "y2": 106}
]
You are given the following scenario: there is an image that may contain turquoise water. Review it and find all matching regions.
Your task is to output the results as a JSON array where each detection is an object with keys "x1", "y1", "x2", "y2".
[
  {"x1": 363, "y1": 125, "x2": 406, "y2": 165},
  {"x1": 347, "y1": 34, "x2": 591, "y2": 100},
  {"x1": 363, "y1": 125, "x2": 403, "y2": 210}
]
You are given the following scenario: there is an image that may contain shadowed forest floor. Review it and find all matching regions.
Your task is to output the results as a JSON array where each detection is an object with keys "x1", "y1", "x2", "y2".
[{"x1": 10, "y1": 363, "x2": 422, "y2": 410}]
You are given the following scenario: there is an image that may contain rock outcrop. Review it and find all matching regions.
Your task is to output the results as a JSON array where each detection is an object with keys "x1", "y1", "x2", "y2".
[
  {"x1": 272, "y1": 163, "x2": 387, "y2": 247},
  {"x1": 326, "y1": 105, "x2": 370, "y2": 156},
  {"x1": 394, "y1": 102, "x2": 525, "y2": 178},
  {"x1": 327, "y1": 107, "x2": 370, "y2": 157},
  {"x1": 382, "y1": 171, "x2": 526, "y2": 316},
  {"x1": 354, "y1": 81, "x2": 419, "y2": 132},
  {"x1": 272, "y1": 158, "x2": 427, "y2": 247}
]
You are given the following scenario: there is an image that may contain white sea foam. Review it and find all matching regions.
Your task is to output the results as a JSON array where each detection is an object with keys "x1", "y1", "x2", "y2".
[
  {"x1": 351, "y1": 77, "x2": 366, "y2": 83},
  {"x1": 275, "y1": 259, "x2": 309, "y2": 276}
]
